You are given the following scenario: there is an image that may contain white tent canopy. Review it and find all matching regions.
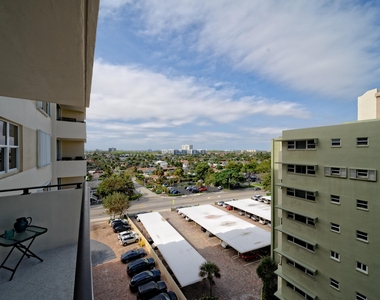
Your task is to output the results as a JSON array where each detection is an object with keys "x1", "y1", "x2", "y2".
[
  {"x1": 178, "y1": 205, "x2": 270, "y2": 253},
  {"x1": 225, "y1": 199, "x2": 271, "y2": 221},
  {"x1": 138, "y1": 212, "x2": 206, "y2": 287}
]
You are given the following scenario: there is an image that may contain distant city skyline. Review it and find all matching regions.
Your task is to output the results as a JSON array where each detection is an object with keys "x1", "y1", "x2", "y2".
[{"x1": 86, "y1": 1, "x2": 380, "y2": 151}]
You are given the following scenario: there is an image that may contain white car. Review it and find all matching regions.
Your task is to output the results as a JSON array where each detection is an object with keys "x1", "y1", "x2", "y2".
[
  {"x1": 217, "y1": 201, "x2": 224, "y2": 206},
  {"x1": 118, "y1": 230, "x2": 136, "y2": 240},
  {"x1": 119, "y1": 233, "x2": 140, "y2": 246}
]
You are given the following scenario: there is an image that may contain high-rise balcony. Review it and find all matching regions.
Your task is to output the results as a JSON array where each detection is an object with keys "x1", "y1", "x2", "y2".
[
  {"x1": 56, "y1": 119, "x2": 86, "y2": 141},
  {"x1": 0, "y1": 183, "x2": 92, "y2": 299}
]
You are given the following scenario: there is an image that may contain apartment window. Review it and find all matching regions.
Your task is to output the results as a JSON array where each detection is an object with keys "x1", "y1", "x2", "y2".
[
  {"x1": 286, "y1": 282, "x2": 314, "y2": 300},
  {"x1": 287, "y1": 164, "x2": 316, "y2": 175},
  {"x1": 0, "y1": 120, "x2": 19, "y2": 174},
  {"x1": 331, "y1": 138, "x2": 341, "y2": 147},
  {"x1": 330, "y1": 195, "x2": 340, "y2": 204},
  {"x1": 330, "y1": 278, "x2": 340, "y2": 290},
  {"x1": 287, "y1": 139, "x2": 316, "y2": 150},
  {"x1": 286, "y1": 188, "x2": 316, "y2": 202},
  {"x1": 330, "y1": 250, "x2": 340, "y2": 262},
  {"x1": 330, "y1": 223, "x2": 340, "y2": 233},
  {"x1": 37, "y1": 130, "x2": 51, "y2": 168},
  {"x1": 356, "y1": 200, "x2": 368, "y2": 211},
  {"x1": 36, "y1": 101, "x2": 51, "y2": 116},
  {"x1": 356, "y1": 291, "x2": 367, "y2": 300},
  {"x1": 349, "y1": 168, "x2": 376, "y2": 181},
  {"x1": 287, "y1": 212, "x2": 315, "y2": 227},
  {"x1": 286, "y1": 258, "x2": 315, "y2": 277},
  {"x1": 287, "y1": 235, "x2": 316, "y2": 252},
  {"x1": 356, "y1": 261, "x2": 368, "y2": 274},
  {"x1": 356, "y1": 137, "x2": 368, "y2": 146},
  {"x1": 324, "y1": 166, "x2": 347, "y2": 178},
  {"x1": 356, "y1": 230, "x2": 368, "y2": 242}
]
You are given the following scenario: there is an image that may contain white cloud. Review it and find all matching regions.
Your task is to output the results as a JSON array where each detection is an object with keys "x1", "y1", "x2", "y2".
[
  {"x1": 88, "y1": 60, "x2": 309, "y2": 128},
  {"x1": 130, "y1": 0, "x2": 380, "y2": 99}
]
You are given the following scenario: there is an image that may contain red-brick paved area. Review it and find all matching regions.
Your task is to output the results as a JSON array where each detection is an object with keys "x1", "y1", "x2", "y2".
[{"x1": 158, "y1": 207, "x2": 267, "y2": 300}]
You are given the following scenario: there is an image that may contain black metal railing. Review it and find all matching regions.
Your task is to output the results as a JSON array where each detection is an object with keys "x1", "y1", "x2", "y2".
[
  {"x1": 0, "y1": 183, "x2": 82, "y2": 195},
  {"x1": 74, "y1": 182, "x2": 93, "y2": 300}
]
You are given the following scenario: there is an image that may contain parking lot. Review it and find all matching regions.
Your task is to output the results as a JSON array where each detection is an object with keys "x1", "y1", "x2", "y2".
[{"x1": 136, "y1": 205, "x2": 269, "y2": 300}]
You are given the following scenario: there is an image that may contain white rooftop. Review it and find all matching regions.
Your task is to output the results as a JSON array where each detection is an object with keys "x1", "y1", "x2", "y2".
[
  {"x1": 178, "y1": 205, "x2": 270, "y2": 253},
  {"x1": 138, "y1": 212, "x2": 206, "y2": 287},
  {"x1": 225, "y1": 199, "x2": 271, "y2": 221}
]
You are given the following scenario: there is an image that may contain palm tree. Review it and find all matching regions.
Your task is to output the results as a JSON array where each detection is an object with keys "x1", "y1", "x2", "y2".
[{"x1": 199, "y1": 261, "x2": 221, "y2": 297}]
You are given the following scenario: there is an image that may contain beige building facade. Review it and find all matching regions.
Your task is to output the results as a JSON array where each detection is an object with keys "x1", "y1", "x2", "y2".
[{"x1": 271, "y1": 102, "x2": 380, "y2": 299}]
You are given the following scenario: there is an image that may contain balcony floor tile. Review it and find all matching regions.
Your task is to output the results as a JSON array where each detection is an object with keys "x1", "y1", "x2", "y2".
[{"x1": 0, "y1": 243, "x2": 77, "y2": 300}]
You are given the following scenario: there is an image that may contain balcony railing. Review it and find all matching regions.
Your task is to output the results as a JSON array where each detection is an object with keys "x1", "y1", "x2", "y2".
[{"x1": 0, "y1": 182, "x2": 93, "y2": 299}]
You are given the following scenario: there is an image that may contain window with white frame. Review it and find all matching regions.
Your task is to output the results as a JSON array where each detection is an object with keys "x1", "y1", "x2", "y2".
[
  {"x1": 37, "y1": 130, "x2": 51, "y2": 168},
  {"x1": 287, "y1": 212, "x2": 315, "y2": 227},
  {"x1": 286, "y1": 282, "x2": 314, "y2": 300},
  {"x1": 36, "y1": 101, "x2": 51, "y2": 116},
  {"x1": 356, "y1": 261, "x2": 368, "y2": 274},
  {"x1": 287, "y1": 164, "x2": 316, "y2": 175},
  {"x1": 330, "y1": 223, "x2": 340, "y2": 233},
  {"x1": 330, "y1": 195, "x2": 340, "y2": 204},
  {"x1": 356, "y1": 291, "x2": 367, "y2": 300},
  {"x1": 356, "y1": 230, "x2": 368, "y2": 242},
  {"x1": 286, "y1": 258, "x2": 315, "y2": 277},
  {"x1": 356, "y1": 200, "x2": 368, "y2": 211},
  {"x1": 0, "y1": 120, "x2": 19, "y2": 174},
  {"x1": 356, "y1": 137, "x2": 368, "y2": 146},
  {"x1": 330, "y1": 250, "x2": 340, "y2": 262},
  {"x1": 324, "y1": 166, "x2": 347, "y2": 178},
  {"x1": 287, "y1": 139, "x2": 316, "y2": 150},
  {"x1": 286, "y1": 188, "x2": 316, "y2": 202},
  {"x1": 331, "y1": 138, "x2": 341, "y2": 147},
  {"x1": 349, "y1": 168, "x2": 376, "y2": 181},
  {"x1": 330, "y1": 278, "x2": 340, "y2": 290},
  {"x1": 287, "y1": 234, "x2": 316, "y2": 252}
]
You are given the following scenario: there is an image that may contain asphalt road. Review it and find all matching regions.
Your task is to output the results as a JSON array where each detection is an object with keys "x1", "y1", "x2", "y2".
[{"x1": 90, "y1": 182, "x2": 266, "y2": 221}]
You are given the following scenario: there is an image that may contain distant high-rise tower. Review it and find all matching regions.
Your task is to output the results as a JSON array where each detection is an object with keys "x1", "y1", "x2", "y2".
[{"x1": 181, "y1": 144, "x2": 193, "y2": 150}]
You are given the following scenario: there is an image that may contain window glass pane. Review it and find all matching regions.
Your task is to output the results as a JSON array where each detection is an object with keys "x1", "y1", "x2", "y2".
[
  {"x1": 9, "y1": 148, "x2": 17, "y2": 169},
  {"x1": 9, "y1": 124, "x2": 18, "y2": 146},
  {"x1": 0, "y1": 121, "x2": 5, "y2": 145},
  {"x1": 295, "y1": 189, "x2": 306, "y2": 198},
  {"x1": 0, "y1": 148, "x2": 4, "y2": 172},
  {"x1": 296, "y1": 140, "x2": 306, "y2": 149}
]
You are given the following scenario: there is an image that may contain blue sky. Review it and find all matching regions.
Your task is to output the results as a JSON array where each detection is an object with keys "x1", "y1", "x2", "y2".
[{"x1": 86, "y1": 0, "x2": 380, "y2": 151}]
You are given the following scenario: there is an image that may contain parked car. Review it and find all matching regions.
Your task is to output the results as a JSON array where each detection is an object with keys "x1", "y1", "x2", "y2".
[
  {"x1": 137, "y1": 280, "x2": 167, "y2": 300},
  {"x1": 251, "y1": 195, "x2": 262, "y2": 201},
  {"x1": 129, "y1": 269, "x2": 161, "y2": 292},
  {"x1": 127, "y1": 257, "x2": 155, "y2": 277},
  {"x1": 198, "y1": 187, "x2": 207, "y2": 192},
  {"x1": 246, "y1": 213, "x2": 251, "y2": 218},
  {"x1": 252, "y1": 187, "x2": 262, "y2": 191},
  {"x1": 113, "y1": 224, "x2": 132, "y2": 233},
  {"x1": 121, "y1": 248, "x2": 147, "y2": 263},
  {"x1": 217, "y1": 201, "x2": 224, "y2": 206},
  {"x1": 251, "y1": 215, "x2": 259, "y2": 222},
  {"x1": 240, "y1": 251, "x2": 261, "y2": 262},
  {"x1": 119, "y1": 233, "x2": 140, "y2": 246},
  {"x1": 217, "y1": 186, "x2": 223, "y2": 190},
  {"x1": 226, "y1": 205, "x2": 233, "y2": 210},
  {"x1": 185, "y1": 216, "x2": 192, "y2": 222},
  {"x1": 150, "y1": 291, "x2": 178, "y2": 300},
  {"x1": 170, "y1": 189, "x2": 179, "y2": 194},
  {"x1": 118, "y1": 230, "x2": 136, "y2": 240},
  {"x1": 162, "y1": 183, "x2": 168, "y2": 187},
  {"x1": 238, "y1": 210, "x2": 245, "y2": 216},
  {"x1": 259, "y1": 217, "x2": 268, "y2": 224},
  {"x1": 191, "y1": 188, "x2": 199, "y2": 193},
  {"x1": 110, "y1": 219, "x2": 128, "y2": 228},
  {"x1": 200, "y1": 227, "x2": 206, "y2": 232}
]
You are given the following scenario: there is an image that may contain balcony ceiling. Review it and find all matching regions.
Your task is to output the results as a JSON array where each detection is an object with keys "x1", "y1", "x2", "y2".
[{"x1": 0, "y1": 0, "x2": 99, "y2": 108}]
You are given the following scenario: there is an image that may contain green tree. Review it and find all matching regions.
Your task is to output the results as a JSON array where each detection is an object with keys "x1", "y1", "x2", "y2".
[
  {"x1": 102, "y1": 192, "x2": 130, "y2": 219},
  {"x1": 195, "y1": 162, "x2": 213, "y2": 182},
  {"x1": 256, "y1": 159, "x2": 271, "y2": 174},
  {"x1": 256, "y1": 257, "x2": 277, "y2": 300},
  {"x1": 199, "y1": 261, "x2": 221, "y2": 297},
  {"x1": 173, "y1": 167, "x2": 184, "y2": 178},
  {"x1": 97, "y1": 173, "x2": 135, "y2": 198}
]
